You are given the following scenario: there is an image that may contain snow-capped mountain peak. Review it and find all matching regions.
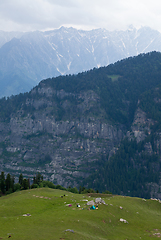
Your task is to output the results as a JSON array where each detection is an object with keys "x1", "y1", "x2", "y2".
[{"x1": 0, "y1": 26, "x2": 161, "y2": 97}]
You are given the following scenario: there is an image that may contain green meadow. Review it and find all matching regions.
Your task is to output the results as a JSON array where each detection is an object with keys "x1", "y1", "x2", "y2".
[
  {"x1": 107, "y1": 75, "x2": 120, "y2": 82},
  {"x1": 0, "y1": 188, "x2": 161, "y2": 239}
]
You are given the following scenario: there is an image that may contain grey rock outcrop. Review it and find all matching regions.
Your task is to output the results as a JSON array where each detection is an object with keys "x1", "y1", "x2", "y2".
[{"x1": 0, "y1": 87, "x2": 125, "y2": 187}]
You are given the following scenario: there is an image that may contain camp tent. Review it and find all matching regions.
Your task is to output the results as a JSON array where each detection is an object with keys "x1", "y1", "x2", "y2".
[{"x1": 90, "y1": 205, "x2": 96, "y2": 210}]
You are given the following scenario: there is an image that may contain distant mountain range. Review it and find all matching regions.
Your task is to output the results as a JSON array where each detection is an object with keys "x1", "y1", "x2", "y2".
[{"x1": 1, "y1": 25, "x2": 161, "y2": 97}]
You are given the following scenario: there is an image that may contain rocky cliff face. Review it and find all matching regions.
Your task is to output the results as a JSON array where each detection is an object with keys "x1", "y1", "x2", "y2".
[
  {"x1": 126, "y1": 106, "x2": 161, "y2": 199},
  {"x1": 127, "y1": 108, "x2": 155, "y2": 143},
  {"x1": 0, "y1": 86, "x2": 125, "y2": 187},
  {"x1": 0, "y1": 87, "x2": 159, "y2": 196}
]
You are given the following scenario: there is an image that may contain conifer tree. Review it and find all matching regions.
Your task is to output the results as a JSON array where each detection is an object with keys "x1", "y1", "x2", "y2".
[
  {"x1": 22, "y1": 178, "x2": 29, "y2": 190},
  {"x1": 5, "y1": 173, "x2": 11, "y2": 192},
  {"x1": 19, "y1": 173, "x2": 23, "y2": 186},
  {"x1": 0, "y1": 172, "x2": 5, "y2": 194}
]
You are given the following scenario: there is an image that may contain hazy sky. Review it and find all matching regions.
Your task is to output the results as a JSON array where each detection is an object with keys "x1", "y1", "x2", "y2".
[{"x1": 0, "y1": 0, "x2": 161, "y2": 32}]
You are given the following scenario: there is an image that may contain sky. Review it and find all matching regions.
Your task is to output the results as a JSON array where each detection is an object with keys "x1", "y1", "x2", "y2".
[{"x1": 0, "y1": 0, "x2": 161, "y2": 32}]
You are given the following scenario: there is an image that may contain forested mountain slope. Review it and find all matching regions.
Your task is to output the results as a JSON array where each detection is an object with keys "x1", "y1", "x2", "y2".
[{"x1": 1, "y1": 52, "x2": 161, "y2": 198}]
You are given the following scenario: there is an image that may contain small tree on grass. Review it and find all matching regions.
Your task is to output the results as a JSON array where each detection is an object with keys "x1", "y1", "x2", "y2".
[
  {"x1": 67, "y1": 187, "x2": 79, "y2": 194},
  {"x1": 33, "y1": 173, "x2": 43, "y2": 185},
  {"x1": 22, "y1": 178, "x2": 29, "y2": 190},
  {"x1": 5, "y1": 173, "x2": 11, "y2": 192},
  {"x1": 36, "y1": 173, "x2": 43, "y2": 185},
  {"x1": 14, "y1": 183, "x2": 21, "y2": 192},
  {"x1": 0, "y1": 172, "x2": 5, "y2": 194},
  {"x1": 31, "y1": 173, "x2": 43, "y2": 189},
  {"x1": 28, "y1": 178, "x2": 30, "y2": 189},
  {"x1": 11, "y1": 175, "x2": 15, "y2": 192},
  {"x1": 19, "y1": 173, "x2": 23, "y2": 186}
]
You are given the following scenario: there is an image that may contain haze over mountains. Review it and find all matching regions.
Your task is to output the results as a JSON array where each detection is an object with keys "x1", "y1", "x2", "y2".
[{"x1": 1, "y1": 25, "x2": 161, "y2": 97}]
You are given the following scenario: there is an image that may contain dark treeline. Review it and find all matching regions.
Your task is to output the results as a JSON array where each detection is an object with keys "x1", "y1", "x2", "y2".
[{"x1": 0, "y1": 172, "x2": 112, "y2": 197}]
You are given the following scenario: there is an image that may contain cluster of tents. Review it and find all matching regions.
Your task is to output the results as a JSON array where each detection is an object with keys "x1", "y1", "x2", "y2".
[
  {"x1": 66, "y1": 197, "x2": 106, "y2": 210},
  {"x1": 86, "y1": 197, "x2": 106, "y2": 210}
]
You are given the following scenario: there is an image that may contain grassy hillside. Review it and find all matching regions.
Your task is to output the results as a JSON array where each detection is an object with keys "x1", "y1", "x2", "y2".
[{"x1": 0, "y1": 188, "x2": 161, "y2": 239}]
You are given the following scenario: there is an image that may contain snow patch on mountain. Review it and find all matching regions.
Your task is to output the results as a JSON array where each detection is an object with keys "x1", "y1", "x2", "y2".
[
  {"x1": 0, "y1": 26, "x2": 161, "y2": 97},
  {"x1": 67, "y1": 62, "x2": 71, "y2": 70}
]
